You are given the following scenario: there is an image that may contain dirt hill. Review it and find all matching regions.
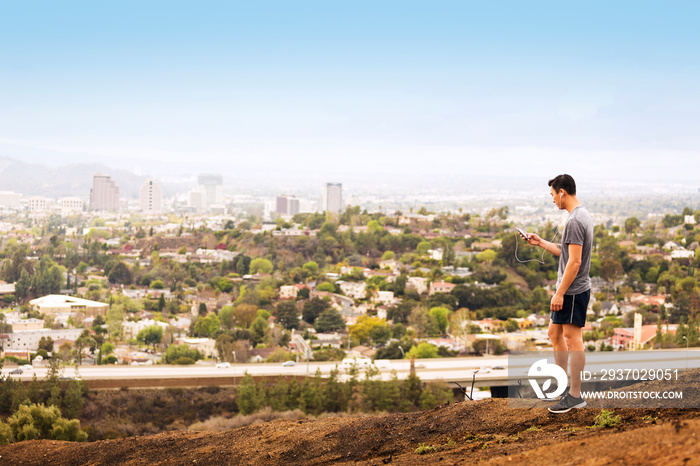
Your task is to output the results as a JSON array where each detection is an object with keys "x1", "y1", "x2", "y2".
[{"x1": 1, "y1": 396, "x2": 699, "y2": 466}]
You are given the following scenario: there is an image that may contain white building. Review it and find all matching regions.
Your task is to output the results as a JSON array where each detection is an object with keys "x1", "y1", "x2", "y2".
[
  {"x1": 321, "y1": 183, "x2": 343, "y2": 213},
  {"x1": 188, "y1": 174, "x2": 224, "y2": 213},
  {"x1": 406, "y1": 276, "x2": 428, "y2": 295},
  {"x1": 30, "y1": 295, "x2": 109, "y2": 317},
  {"x1": 181, "y1": 337, "x2": 217, "y2": 358},
  {"x1": 0, "y1": 191, "x2": 20, "y2": 209},
  {"x1": 139, "y1": 178, "x2": 163, "y2": 214},
  {"x1": 4, "y1": 328, "x2": 83, "y2": 352},
  {"x1": 280, "y1": 285, "x2": 298, "y2": 299},
  {"x1": 121, "y1": 319, "x2": 169, "y2": 341},
  {"x1": 339, "y1": 281, "x2": 366, "y2": 300},
  {"x1": 27, "y1": 196, "x2": 51, "y2": 212},
  {"x1": 59, "y1": 197, "x2": 84, "y2": 213},
  {"x1": 374, "y1": 291, "x2": 395, "y2": 305}
]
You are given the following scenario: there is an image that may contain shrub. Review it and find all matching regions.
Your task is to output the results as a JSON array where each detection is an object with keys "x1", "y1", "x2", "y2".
[
  {"x1": 1, "y1": 403, "x2": 87, "y2": 443},
  {"x1": 101, "y1": 355, "x2": 119, "y2": 365},
  {"x1": 591, "y1": 410, "x2": 621, "y2": 428},
  {"x1": 173, "y1": 357, "x2": 196, "y2": 365},
  {"x1": 415, "y1": 443, "x2": 436, "y2": 455},
  {"x1": 164, "y1": 344, "x2": 202, "y2": 364}
]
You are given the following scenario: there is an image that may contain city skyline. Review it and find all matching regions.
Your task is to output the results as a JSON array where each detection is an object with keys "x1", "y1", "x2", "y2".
[{"x1": 0, "y1": 2, "x2": 699, "y2": 185}]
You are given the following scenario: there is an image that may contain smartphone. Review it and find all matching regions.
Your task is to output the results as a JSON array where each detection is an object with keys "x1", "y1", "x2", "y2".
[{"x1": 515, "y1": 227, "x2": 529, "y2": 240}]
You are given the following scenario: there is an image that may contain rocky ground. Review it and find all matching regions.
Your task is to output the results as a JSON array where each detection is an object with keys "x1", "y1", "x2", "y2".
[{"x1": 1, "y1": 373, "x2": 699, "y2": 465}]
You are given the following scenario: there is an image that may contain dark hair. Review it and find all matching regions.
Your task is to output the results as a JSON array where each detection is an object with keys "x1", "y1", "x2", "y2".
[{"x1": 548, "y1": 174, "x2": 576, "y2": 196}]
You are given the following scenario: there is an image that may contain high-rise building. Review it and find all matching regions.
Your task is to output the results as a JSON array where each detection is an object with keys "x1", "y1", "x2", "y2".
[
  {"x1": 322, "y1": 183, "x2": 343, "y2": 213},
  {"x1": 89, "y1": 174, "x2": 120, "y2": 211},
  {"x1": 198, "y1": 174, "x2": 224, "y2": 208},
  {"x1": 276, "y1": 195, "x2": 300, "y2": 216},
  {"x1": 139, "y1": 178, "x2": 162, "y2": 213},
  {"x1": 0, "y1": 191, "x2": 21, "y2": 209}
]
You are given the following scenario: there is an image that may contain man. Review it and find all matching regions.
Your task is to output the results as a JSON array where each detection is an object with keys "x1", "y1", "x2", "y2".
[{"x1": 526, "y1": 174, "x2": 593, "y2": 413}]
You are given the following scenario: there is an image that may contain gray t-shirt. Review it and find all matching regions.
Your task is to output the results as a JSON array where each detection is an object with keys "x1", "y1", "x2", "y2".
[{"x1": 556, "y1": 206, "x2": 593, "y2": 295}]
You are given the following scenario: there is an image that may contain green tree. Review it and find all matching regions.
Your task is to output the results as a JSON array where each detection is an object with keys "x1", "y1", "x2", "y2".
[
  {"x1": 314, "y1": 308, "x2": 346, "y2": 333},
  {"x1": 249, "y1": 258, "x2": 273, "y2": 274},
  {"x1": 236, "y1": 374, "x2": 264, "y2": 415},
  {"x1": 106, "y1": 304, "x2": 125, "y2": 338},
  {"x1": 164, "y1": 344, "x2": 202, "y2": 364},
  {"x1": 276, "y1": 301, "x2": 299, "y2": 330},
  {"x1": 624, "y1": 217, "x2": 641, "y2": 234},
  {"x1": 316, "y1": 282, "x2": 335, "y2": 292},
  {"x1": 302, "y1": 297, "x2": 330, "y2": 324},
  {"x1": 428, "y1": 307, "x2": 452, "y2": 334},
  {"x1": 14, "y1": 268, "x2": 31, "y2": 303},
  {"x1": 193, "y1": 313, "x2": 221, "y2": 338},
  {"x1": 137, "y1": 325, "x2": 164, "y2": 351},
  {"x1": 406, "y1": 342, "x2": 439, "y2": 359},
  {"x1": 249, "y1": 316, "x2": 269, "y2": 346},
  {"x1": 107, "y1": 262, "x2": 132, "y2": 284},
  {"x1": 219, "y1": 305, "x2": 236, "y2": 330},
  {"x1": 72, "y1": 330, "x2": 94, "y2": 365},
  {"x1": 157, "y1": 294, "x2": 166, "y2": 313},
  {"x1": 302, "y1": 261, "x2": 319, "y2": 276}
]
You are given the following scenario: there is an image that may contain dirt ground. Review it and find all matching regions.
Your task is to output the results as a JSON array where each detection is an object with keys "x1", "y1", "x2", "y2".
[{"x1": 1, "y1": 375, "x2": 699, "y2": 465}]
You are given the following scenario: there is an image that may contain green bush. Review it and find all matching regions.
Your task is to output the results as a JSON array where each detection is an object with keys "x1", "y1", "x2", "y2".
[
  {"x1": 101, "y1": 355, "x2": 119, "y2": 365},
  {"x1": 173, "y1": 357, "x2": 196, "y2": 365},
  {"x1": 0, "y1": 403, "x2": 87, "y2": 443},
  {"x1": 591, "y1": 410, "x2": 621, "y2": 428},
  {"x1": 164, "y1": 344, "x2": 202, "y2": 364}
]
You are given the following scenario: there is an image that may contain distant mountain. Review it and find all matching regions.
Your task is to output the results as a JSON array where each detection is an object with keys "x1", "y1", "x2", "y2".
[{"x1": 0, "y1": 157, "x2": 190, "y2": 199}]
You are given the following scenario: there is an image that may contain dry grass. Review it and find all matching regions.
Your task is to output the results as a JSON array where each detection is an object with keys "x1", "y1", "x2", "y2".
[{"x1": 187, "y1": 407, "x2": 372, "y2": 431}]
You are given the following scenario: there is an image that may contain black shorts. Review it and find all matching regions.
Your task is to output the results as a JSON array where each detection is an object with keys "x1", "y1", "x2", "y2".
[{"x1": 551, "y1": 290, "x2": 590, "y2": 328}]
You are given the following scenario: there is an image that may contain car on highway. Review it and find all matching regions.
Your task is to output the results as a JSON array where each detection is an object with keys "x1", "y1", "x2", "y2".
[
  {"x1": 215, "y1": 362, "x2": 231, "y2": 368},
  {"x1": 59, "y1": 375, "x2": 82, "y2": 381},
  {"x1": 9, "y1": 368, "x2": 22, "y2": 375},
  {"x1": 20, "y1": 364, "x2": 34, "y2": 371},
  {"x1": 282, "y1": 361, "x2": 296, "y2": 367},
  {"x1": 471, "y1": 367, "x2": 491, "y2": 374}
]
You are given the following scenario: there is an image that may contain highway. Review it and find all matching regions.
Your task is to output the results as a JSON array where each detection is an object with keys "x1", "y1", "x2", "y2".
[{"x1": 2, "y1": 348, "x2": 698, "y2": 390}]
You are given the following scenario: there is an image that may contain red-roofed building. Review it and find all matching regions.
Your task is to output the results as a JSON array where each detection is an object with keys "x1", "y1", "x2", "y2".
[{"x1": 429, "y1": 281, "x2": 456, "y2": 295}]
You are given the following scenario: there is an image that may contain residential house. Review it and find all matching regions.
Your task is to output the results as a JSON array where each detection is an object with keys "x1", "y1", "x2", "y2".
[
  {"x1": 373, "y1": 291, "x2": 395, "y2": 305},
  {"x1": 180, "y1": 337, "x2": 217, "y2": 358},
  {"x1": 279, "y1": 285, "x2": 298, "y2": 300},
  {"x1": 426, "y1": 337, "x2": 464, "y2": 352},
  {"x1": 406, "y1": 277, "x2": 428, "y2": 295},
  {"x1": 30, "y1": 295, "x2": 108, "y2": 318},
  {"x1": 600, "y1": 302, "x2": 619, "y2": 316},
  {"x1": 429, "y1": 281, "x2": 456, "y2": 296},
  {"x1": 122, "y1": 319, "x2": 169, "y2": 341},
  {"x1": 249, "y1": 347, "x2": 276, "y2": 363},
  {"x1": 339, "y1": 282, "x2": 367, "y2": 300}
]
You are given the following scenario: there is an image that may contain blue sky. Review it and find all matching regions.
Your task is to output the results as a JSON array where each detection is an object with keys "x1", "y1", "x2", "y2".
[{"x1": 0, "y1": 1, "x2": 698, "y2": 184}]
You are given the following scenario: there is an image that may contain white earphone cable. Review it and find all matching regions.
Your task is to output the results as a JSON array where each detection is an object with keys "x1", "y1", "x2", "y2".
[{"x1": 514, "y1": 228, "x2": 559, "y2": 265}]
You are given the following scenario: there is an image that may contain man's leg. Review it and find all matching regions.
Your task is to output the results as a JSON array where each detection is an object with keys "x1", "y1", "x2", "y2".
[
  {"x1": 563, "y1": 324, "x2": 585, "y2": 398},
  {"x1": 548, "y1": 322, "x2": 568, "y2": 379}
]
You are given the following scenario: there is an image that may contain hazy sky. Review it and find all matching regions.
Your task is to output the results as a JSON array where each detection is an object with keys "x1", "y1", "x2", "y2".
[{"x1": 1, "y1": 1, "x2": 699, "y2": 184}]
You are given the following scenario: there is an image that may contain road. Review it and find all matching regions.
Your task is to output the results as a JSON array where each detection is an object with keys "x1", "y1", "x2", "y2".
[{"x1": 2, "y1": 348, "x2": 698, "y2": 390}]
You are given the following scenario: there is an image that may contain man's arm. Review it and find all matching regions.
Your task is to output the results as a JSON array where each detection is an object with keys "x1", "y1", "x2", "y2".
[
  {"x1": 550, "y1": 243, "x2": 583, "y2": 311},
  {"x1": 527, "y1": 234, "x2": 561, "y2": 257}
]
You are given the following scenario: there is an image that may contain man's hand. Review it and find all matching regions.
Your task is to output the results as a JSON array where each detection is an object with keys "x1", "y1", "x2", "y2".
[
  {"x1": 527, "y1": 233, "x2": 543, "y2": 247},
  {"x1": 551, "y1": 293, "x2": 564, "y2": 312}
]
